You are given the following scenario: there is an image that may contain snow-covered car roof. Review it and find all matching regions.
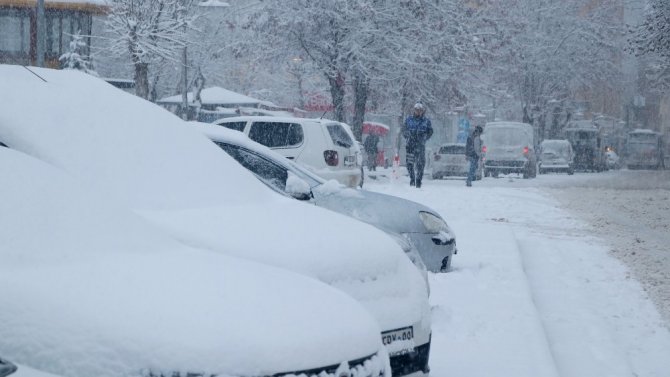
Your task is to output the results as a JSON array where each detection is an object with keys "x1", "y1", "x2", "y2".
[
  {"x1": 215, "y1": 115, "x2": 341, "y2": 126},
  {"x1": 0, "y1": 147, "x2": 383, "y2": 377},
  {"x1": 0, "y1": 66, "x2": 427, "y2": 333}
]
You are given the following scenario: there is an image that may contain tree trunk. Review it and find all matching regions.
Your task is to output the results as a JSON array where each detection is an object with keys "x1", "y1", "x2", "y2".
[
  {"x1": 352, "y1": 71, "x2": 369, "y2": 141},
  {"x1": 327, "y1": 71, "x2": 346, "y2": 122},
  {"x1": 134, "y1": 62, "x2": 150, "y2": 100}
]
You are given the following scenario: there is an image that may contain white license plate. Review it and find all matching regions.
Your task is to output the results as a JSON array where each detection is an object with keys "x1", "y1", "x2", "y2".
[
  {"x1": 381, "y1": 327, "x2": 414, "y2": 347},
  {"x1": 344, "y1": 155, "x2": 356, "y2": 166}
]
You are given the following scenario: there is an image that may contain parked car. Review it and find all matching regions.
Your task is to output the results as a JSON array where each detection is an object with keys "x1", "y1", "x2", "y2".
[
  {"x1": 482, "y1": 122, "x2": 537, "y2": 178},
  {"x1": 0, "y1": 146, "x2": 387, "y2": 377},
  {"x1": 538, "y1": 139, "x2": 574, "y2": 175},
  {"x1": 214, "y1": 116, "x2": 362, "y2": 187},
  {"x1": 0, "y1": 66, "x2": 431, "y2": 377},
  {"x1": 431, "y1": 143, "x2": 482, "y2": 180},
  {"x1": 194, "y1": 122, "x2": 458, "y2": 272}
]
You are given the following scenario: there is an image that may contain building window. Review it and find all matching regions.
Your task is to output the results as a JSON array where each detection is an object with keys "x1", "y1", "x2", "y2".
[{"x1": 0, "y1": 9, "x2": 30, "y2": 54}]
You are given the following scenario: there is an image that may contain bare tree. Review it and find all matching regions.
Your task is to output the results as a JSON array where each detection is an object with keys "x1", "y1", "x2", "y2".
[{"x1": 103, "y1": 0, "x2": 197, "y2": 99}]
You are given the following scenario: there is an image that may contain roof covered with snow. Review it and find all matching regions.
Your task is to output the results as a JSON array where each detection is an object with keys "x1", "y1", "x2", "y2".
[{"x1": 158, "y1": 86, "x2": 263, "y2": 106}]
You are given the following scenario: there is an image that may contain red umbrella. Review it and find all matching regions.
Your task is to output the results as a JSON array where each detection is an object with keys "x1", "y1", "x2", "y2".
[{"x1": 362, "y1": 121, "x2": 390, "y2": 136}]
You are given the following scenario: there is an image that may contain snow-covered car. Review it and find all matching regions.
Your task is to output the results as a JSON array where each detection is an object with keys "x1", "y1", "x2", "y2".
[
  {"x1": 431, "y1": 143, "x2": 482, "y2": 180},
  {"x1": 482, "y1": 122, "x2": 538, "y2": 178},
  {"x1": 0, "y1": 358, "x2": 16, "y2": 377},
  {"x1": 538, "y1": 139, "x2": 574, "y2": 175},
  {"x1": 0, "y1": 66, "x2": 431, "y2": 377},
  {"x1": 194, "y1": 122, "x2": 458, "y2": 272},
  {"x1": 214, "y1": 116, "x2": 363, "y2": 187},
  {"x1": 0, "y1": 146, "x2": 388, "y2": 377}
]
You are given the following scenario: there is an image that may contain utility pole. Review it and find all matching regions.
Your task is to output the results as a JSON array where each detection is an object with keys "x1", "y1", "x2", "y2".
[{"x1": 36, "y1": 0, "x2": 45, "y2": 67}]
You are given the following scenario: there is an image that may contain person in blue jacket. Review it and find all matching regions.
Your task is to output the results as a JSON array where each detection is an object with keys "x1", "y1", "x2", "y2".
[{"x1": 402, "y1": 102, "x2": 433, "y2": 188}]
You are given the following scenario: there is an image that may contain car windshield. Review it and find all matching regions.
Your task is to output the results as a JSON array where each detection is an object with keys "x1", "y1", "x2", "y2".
[
  {"x1": 484, "y1": 127, "x2": 531, "y2": 147},
  {"x1": 541, "y1": 141, "x2": 571, "y2": 158},
  {"x1": 628, "y1": 133, "x2": 658, "y2": 144}
]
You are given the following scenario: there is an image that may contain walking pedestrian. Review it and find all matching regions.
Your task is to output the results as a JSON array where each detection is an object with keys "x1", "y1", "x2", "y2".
[
  {"x1": 402, "y1": 102, "x2": 433, "y2": 188},
  {"x1": 364, "y1": 133, "x2": 380, "y2": 171},
  {"x1": 465, "y1": 125, "x2": 483, "y2": 187}
]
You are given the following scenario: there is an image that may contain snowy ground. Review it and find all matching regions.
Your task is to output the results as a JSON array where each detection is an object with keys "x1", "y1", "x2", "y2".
[{"x1": 365, "y1": 168, "x2": 670, "y2": 377}]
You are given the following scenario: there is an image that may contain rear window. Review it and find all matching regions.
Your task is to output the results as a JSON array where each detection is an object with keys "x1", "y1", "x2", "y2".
[
  {"x1": 220, "y1": 121, "x2": 247, "y2": 132},
  {"x1": 248, "y1": 122, "x2": 304, "y2": 148},
  {"x1": 484, "y1": 127, "x2": 532, "y2": 147},
  {"x1": 326, "y1": 124, "x2": 354, "y2": 148},
  {"x1": 439, "y1": 145, "x2": 465, "y2": 154}
]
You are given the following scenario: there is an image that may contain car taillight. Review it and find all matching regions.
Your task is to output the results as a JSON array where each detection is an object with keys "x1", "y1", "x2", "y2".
[
  {"x1": 482, "y1": 145, "x2": 487, "y2": 153},
  {"x1": 523, "y1": 146, "x2": 529, "y2": 155},
  {"x1": 324, "y1": 150, "x2": 339, "y2": 166},
  {"x1": 434, "y1": 154, "x2": 441, "y2": 161}
]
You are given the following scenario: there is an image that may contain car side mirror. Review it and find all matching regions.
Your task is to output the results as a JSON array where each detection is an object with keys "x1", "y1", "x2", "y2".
[
  {"x1": 0, "y1": 358, "x2": 17, "y2": 377},
  {"x1": 285, "y1": 172, "x2": 312, "y2": 201}
]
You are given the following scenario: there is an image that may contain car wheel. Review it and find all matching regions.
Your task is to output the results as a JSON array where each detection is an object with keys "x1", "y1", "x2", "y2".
[
  {"x1": 440, "y1": 256, "x2": 451, "y2": 272},
  {"x1": 491, "y1": 170, "x2": 499, "y2": 178},
  {"x1": 432, "y1": 173, "x2": 441, "y2": 180}
]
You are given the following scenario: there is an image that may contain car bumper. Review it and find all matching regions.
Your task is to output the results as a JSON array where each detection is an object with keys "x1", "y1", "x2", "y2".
[
  {"x1": 403, "y1": 232, "x2": 457, "y2": 273},
  {"x1": 432, "y1": 163, "x2": 469, "y2": 176},
  {"x1": 389, "y1": 337, "x2": 431, "y2": 377},
  {"x1": 484, "y1": 160, "x2": 527, "y2": 173}
]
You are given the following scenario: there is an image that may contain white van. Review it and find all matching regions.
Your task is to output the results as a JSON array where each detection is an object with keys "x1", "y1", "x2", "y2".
[
  {"x1": 482, "y1": 121, "x2": 538, "y2": 178},
  {"x1": 215, "y1": 116, "x2": 362, "y2": 187}
]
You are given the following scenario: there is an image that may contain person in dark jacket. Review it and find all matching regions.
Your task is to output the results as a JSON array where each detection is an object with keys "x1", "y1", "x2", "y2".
[
  {"x1": 363, "y1": 133, "x2": 380, "y2": 171},
  {"x1": 402, "y1": 102, "x2": 433, "y2": 188},
  {"x1": 465, "y1": 125, "x2": 483, "y2": 187}
]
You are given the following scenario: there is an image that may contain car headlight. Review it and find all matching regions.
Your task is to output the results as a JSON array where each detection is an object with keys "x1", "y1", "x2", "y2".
[{"x1": 419, "y1": 211, "x2": 450, "y2": 234}]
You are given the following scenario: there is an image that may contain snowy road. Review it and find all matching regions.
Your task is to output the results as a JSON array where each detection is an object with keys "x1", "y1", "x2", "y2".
[{"x1": 366, "y1": 170, "x2": 670, "y2": 377}]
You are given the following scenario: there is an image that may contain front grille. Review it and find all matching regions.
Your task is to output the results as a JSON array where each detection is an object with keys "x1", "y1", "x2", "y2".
[{"x1": 389, "y1": 340, "x2": 430, "y2": 377}]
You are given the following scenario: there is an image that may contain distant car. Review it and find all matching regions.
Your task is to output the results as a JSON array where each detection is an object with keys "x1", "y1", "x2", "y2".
[
  {"x1": 431, "y1": 143, "x2": 482, "y2": 180},
  {"x1": 0, "y1": 146, "x2": 387, "y2": 377},
  {"x1": 482, "y1": 122, "x2": 538, "y2": 178},
  {"x1": 214, "y1": 116, "x2": 362, "y2": 187},
  {"x1": 195, "y1": 122, "x2": 459, "y2": 273},
  {"x1": 0, "y1": 66, "x2": 430, "y2": 377},
  {"x1": 538, "y1": 139, "x2": 574, "y2": 175}
]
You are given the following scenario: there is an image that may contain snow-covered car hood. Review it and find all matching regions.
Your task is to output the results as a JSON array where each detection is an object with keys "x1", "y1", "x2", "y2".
[
  {"x1": 0, "y1": 147, "x2": 385, "y2": 377},
  {"x1": 139, "y1": 199, "x2": 429, "y2": 330},
  {"x1": 0, "y1": 66, "x2": 428, "y2": 332}
]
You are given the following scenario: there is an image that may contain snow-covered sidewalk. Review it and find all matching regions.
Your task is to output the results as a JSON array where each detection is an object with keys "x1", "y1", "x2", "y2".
[{"x1": 366, "y1": 174, "x2": 670, "y2": 377}]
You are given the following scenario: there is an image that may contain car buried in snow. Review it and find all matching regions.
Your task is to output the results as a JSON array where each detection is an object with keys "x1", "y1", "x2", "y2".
[
  {"x1": 0, "y1": 66, "x2": 431, "y2": 377},
  {"x1": 0, "y1": 145, "x2": 388, "y2": 377},
  {"x1": 193, "y1": 122, "x2": 458, "y2": 273}
]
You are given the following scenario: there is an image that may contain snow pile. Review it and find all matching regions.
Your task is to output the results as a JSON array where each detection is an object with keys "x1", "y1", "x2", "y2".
[{"x1": 367, "y1": 176, "x2": 670, "y2": 377}]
